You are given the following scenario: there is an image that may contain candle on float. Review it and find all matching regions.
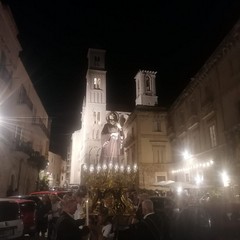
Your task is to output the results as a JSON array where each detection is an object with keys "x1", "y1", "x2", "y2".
[{"x1": 86, "y1": 198, "x2": 89, "y2": 226}]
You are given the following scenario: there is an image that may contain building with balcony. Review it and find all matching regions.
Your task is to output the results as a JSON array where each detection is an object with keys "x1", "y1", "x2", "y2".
[
  {"x1": 168, "y1": 18, "x2": 240, "y2": 190},
  {"x1": 0, "y1": 2, "x2": 51, "y2": 196}
]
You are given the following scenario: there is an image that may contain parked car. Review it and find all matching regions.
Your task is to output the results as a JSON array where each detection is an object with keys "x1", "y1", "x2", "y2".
[
  {"x1": 9, "y1": 195, "x2": 42, "y2": 207},
  {"x1": 8, "y1": 198, "x2": 37, "y2": 237},
  {"x1": 29, "y1": 190, "x2": 72, "y2": 200},
  {"x1": 0, "y1": 198, "x2": 24, "y2": 239}
]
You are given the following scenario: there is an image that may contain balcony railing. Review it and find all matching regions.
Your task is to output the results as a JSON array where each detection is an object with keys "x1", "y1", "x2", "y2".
[
  {"x1": 13, "y1": 139, "x2": 33, "y2": 156},
  {"x1": 32, "y1": 117, "x2": 50, "y2": 138},
  {"x1": 28, "y1": 151, "x2": 48, "y2": 170},
  {"x1": 13, "y1": 139, "x2": 48, "y2": 170},
  {"x1": 17, "y1": 86, "x2": 33, "y2": 111},
  {"x1": 186, "y1": 115, "x2": 199, "y2": 129},
  {"x1": 200, "y1": 98, "x2": 214, "y2": 118}
]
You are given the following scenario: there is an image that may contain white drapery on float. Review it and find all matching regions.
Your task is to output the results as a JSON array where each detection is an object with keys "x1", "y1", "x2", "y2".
[{"x1": 152, "y1": 180, "x2": 199, "y2": 189}]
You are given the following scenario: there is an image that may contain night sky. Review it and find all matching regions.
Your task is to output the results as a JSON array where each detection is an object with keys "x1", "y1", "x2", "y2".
[{"x1": 6, "y1": 0, "x2": 240, "y2": 157}]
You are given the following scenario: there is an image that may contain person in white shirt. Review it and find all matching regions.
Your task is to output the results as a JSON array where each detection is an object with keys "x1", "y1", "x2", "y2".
[
  {"x1": 98, "y1": 214, "x2": 114, "y2": 240},
  {"x1": 73, "y1": 191, "x2": 86, "y2": 226}
]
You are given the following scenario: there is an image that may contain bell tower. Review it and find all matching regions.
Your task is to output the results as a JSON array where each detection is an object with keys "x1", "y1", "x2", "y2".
[
  {"x1": 81, "y1": 48, "x2": 107, "y2": 166},
  {"x1": 135, "y1": 70, "x2": 158, "y2": 106}
]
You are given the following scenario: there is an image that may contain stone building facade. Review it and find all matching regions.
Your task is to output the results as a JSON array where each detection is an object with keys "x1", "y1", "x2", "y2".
[
  {"x1": 0, "y1": 2, "x2": 50, "y2": 196},
  {"x1": 168, "y1": 18, "x2": 240, "y2": 189},
  {"x1": 123, "y1": 70, "x2": 173, "y2": 189},
  {"x1": 46, "y1": 151, "x2": 64, "y2": 188}
]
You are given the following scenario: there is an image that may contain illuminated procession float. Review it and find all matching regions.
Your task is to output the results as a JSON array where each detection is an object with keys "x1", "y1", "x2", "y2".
[{"x1": 81, "y1": 111, "x2": 138, "y2": 221}]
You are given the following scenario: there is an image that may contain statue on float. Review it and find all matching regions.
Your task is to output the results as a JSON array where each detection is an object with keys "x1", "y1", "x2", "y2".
[{"x1": 99, "y1": 111, "x2": 124, "y2": 165}]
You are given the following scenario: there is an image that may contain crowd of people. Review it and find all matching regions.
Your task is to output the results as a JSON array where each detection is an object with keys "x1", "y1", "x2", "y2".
[
  {"x1": 32, "y1": 189, "x2": 173, "y2": 240},
  {"x1": 32, "y1": 186, "x2": 240, "y2": 240},
  {"x1": 35, "y1": 191, "x2": 88, "y2": 240}
]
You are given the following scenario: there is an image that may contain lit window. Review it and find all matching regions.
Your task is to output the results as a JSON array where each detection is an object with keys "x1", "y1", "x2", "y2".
[
  {"x1": 157, "y1": 175, "x2": 166, "y2": 182},
  {"x1": 145, "y1": 75, "x2": 151, "y2": 91},
  {"x1": 97, "y1": 112, "x2": 100, "y2": 124},
  {"x1": 93, "y1": 112, "x2": 96, "y2": 124},
  {"x1": 153, "y1": 120, "x2": 161, "y2": 132},
  {"x1": 15, "y1": 126, "x2": 23, "y2": 142},
  {"x1": 209, "y1": 124, "x2": 217, "y2": 147},
  {"x1": 93, "y1": 77, "x2": 101, "y2": 89},
  {"x1": 153, "y1": 145, "x2": 165, "y2": 163}
]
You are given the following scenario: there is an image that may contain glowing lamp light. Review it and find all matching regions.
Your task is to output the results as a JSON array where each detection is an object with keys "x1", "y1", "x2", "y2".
[
  {"x1": 133, "y1": 164, "x2": 137, "y2": 173},
  {"x1": 221, "y1": 171, "x2": 230, "y2": 187},
  {"x1": 109, "y1": 162, "x2": 113, "y2": 170},
  {"x1": 195, "y1": 174, "x2": 203, "y2": 185},
  {"x1": 182, "y1": 150, "x2": 191, "y2": 160},
  {"x1": 177, "y1": 186, "x2": 182, "y2": 194},
  {"x1": 83, "y1": 164, "x2": 87, "y2": 171},
  {"x1": 114, "y1": 164, "x2": 119, "y2": 172},
  {"x1": 120, "y1": 165, "x2": 124, "y2": 172},
  {"x1": 89, "y1": 164, "x2": 94, "y2": 173},
  {"x1": 102, "y1": 164, "x2": 107, "y2": 171},
  {"x1": 96, "y1": 164, "x2": 101, "y2": 173}
]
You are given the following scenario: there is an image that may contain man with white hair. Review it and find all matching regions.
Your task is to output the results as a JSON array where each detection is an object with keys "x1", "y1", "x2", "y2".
[
  {"x1": 55, "y1": 197, "x2": 89, "y2": 240},
  {"x1": 123, "y1": 199, "x2": 169, "y2": 240}
]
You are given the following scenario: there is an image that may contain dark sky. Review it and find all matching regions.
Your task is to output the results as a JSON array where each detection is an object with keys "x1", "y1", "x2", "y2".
[{"x1": 6, "y1": 0, "x2": 240, "y2": 157}]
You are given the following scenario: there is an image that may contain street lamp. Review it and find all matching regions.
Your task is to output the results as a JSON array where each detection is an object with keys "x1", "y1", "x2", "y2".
[
  {"x1": 221, "y1": 171, "x2": 230, "y2": 187},
  {"x1": 182, "y1": 150, "x2": 192, "y2": 160},
  {"x1": 195, "y1": 173, "x2": 203, "y2": 186},
  {"x1": 182, "y1": 149, "x2": 192, "y2": 182}
]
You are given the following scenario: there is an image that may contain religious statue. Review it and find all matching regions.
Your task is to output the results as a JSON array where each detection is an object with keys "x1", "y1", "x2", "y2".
[{"x1": 99, "y1": 111, "x2": 124, "y2": 165}]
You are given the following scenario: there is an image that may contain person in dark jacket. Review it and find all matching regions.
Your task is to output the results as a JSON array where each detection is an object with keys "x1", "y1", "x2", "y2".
[
  {"x1": 37, "y1": 194, "x2": 52, "y2": 238},
  {"x1": 120, "y1": 199, "x2": 170, "y2": 240},
  {"x1": 55, "y1": 196, "x2": 89, "y2": 240}
]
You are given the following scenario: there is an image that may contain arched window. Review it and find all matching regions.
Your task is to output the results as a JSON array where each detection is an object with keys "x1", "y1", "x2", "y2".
[
  {"x1": 145, "y1": 75, "x2": 152, "y2": 95},
  {"x1": 93, "y1": 77, "x2": 101, "y2": 89}
]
